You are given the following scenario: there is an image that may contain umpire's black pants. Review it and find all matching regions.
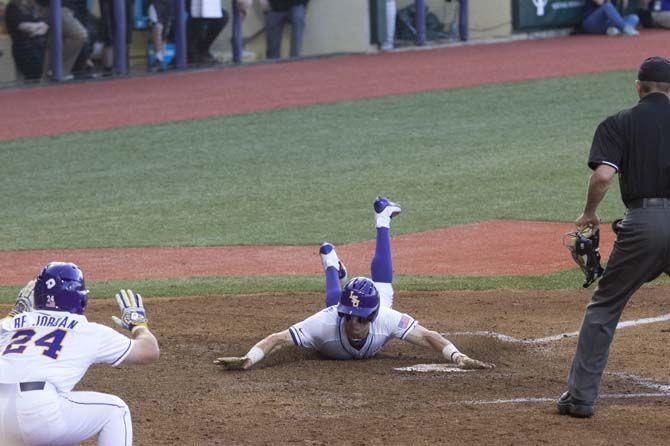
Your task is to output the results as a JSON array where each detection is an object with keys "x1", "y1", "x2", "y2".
[{"x1": 568, "y1": 199, "x2": 670, "y2": 404}]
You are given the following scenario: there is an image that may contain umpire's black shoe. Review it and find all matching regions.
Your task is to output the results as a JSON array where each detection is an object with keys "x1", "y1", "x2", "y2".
[{"x1": 557, "y1": 391, "x2": 594, "y2": 418}]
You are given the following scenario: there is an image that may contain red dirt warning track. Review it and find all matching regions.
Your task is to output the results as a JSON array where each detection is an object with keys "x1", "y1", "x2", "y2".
[
  {"x1": 0, "y1": 221, "x2": 615, "y2": 286},
  {"x1": 0, "y1": 30, "x2": 668, "y2": 141}
]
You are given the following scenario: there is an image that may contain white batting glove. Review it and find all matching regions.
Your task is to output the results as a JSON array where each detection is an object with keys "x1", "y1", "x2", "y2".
[
  {"x1": 7, "y1": 280, "x2": 35, "y2": 318},
  {"x1": 112, "y1": 289, "x2": 149, "y2": 332}
]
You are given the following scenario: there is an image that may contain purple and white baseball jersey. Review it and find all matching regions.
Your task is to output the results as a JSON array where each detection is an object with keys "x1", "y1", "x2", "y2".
[
  {"x1": 288, "y1": 305, "x2": 417, "y2": 360},
  {"x1": 0, "y1": 310, "x2": 132, "y2": 392},
  {"x1": 0, "y1": 310, "x2": 134, "y2": 446}
]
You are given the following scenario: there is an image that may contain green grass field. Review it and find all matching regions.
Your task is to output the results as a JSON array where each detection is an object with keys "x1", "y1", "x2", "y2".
[{"x1": 0, "y1": 70, "x2": 640, "y2": 299}]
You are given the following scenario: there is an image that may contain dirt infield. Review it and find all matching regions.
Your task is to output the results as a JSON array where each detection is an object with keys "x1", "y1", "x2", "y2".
[
  {"x1": 0, "y1": 220, "x2": 616, "y2": 286},
  {"x1": 47, "y1": 286, "x2": 669, "y2": 445},
  {"x1": 1, "y1": 30, "x2": 669, "y2": 141}
]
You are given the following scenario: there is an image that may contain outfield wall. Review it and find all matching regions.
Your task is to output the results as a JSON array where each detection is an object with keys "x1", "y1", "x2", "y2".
[{"x1": 0, "y1": 0, "x2": 513, "y2": 83}]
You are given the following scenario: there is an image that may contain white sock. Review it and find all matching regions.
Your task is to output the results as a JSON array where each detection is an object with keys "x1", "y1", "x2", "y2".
[
  {"x1": 321, "y1": 250, "x2": 340, "y2": 270},
  {"x1": 375, "y1": 215, "x2": 392, "y2": 228}
]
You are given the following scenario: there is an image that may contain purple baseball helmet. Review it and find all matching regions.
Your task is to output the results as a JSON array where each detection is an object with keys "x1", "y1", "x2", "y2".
[
  {"x1": 34, "y1": 262, "x2": 89, "y2": 314},
  {"x1": 337, "y1": 277, "x2": 380, "y2": 322}
]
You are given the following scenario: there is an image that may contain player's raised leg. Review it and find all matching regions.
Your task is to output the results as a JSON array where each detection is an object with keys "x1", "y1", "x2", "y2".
[
  {"x1": 371, "y1": 196, "x2": 401, "y2": 308},
  {"x1": 320, "y1": 243, "x2": 347, "y2": 307}
]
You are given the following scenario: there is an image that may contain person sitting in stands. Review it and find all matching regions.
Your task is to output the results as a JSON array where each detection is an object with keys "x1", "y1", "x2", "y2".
[
  {"x1": 582, "y1": 0, "x2": 639, "y2": 36},
  {"x1": 4, "y1": 0, "x2": 48, "y2": 80}
]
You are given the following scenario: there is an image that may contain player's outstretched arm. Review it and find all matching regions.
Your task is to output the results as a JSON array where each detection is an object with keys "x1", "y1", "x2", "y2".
[
  {"x1": 404, "y1": 324, "x2": 494, "y2": 370},
  {"x1": 214, "y1": 329, "x2": 293, "y2": 370}
]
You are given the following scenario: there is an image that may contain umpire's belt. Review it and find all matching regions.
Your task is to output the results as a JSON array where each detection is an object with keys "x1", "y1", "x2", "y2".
[
  {"x1": 627, "y1": 198, "x2": 670, "y2": 209},
  {"x1": 19, "y1": 381, "x2": 46, "y2": 392}
]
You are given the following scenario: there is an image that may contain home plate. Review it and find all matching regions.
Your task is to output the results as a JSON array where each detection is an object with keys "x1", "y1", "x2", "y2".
[{"x1": 394, "y1": 364, "x2": 473, "y2": 373}]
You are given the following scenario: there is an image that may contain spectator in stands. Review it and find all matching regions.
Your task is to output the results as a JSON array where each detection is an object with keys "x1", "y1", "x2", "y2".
[
  {"x1": 99, "y1": 0, "x2": 133, "y2": 75},
  {"x1": 4, "y1": 0, "x2": 48, "y2": 80},
  {"x1": 259, "y1": 0, "x2": 308, "y2": 59},
  {"x1": 187, "y1": 0, "x2": 228, "y2": 65},
  {"x1": 640, "y1": 0, "x2": 670, "y2": 28},
  {"x1": 147, "y1": 0, "x2": 174, "y2": 71},
  {"x1": 37, "y1": 0, "x2": 88, "y2": 79},
  {"x1": 66, "y1": 0, "x2": 94, "y2": 76},
  {"x1": 582, "y1": 0, "x2": 640, "y2": 36}
]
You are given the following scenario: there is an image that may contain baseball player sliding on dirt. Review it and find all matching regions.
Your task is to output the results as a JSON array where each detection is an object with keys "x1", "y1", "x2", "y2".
[
  {"x1": 0, "y1": 262, "x2": 159, "y2": 446},
  {"x1": 215, "y1": 197, "x2": 494, "y2": 371}
]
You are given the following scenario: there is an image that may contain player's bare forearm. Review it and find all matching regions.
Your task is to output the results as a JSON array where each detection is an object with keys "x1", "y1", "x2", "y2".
[
  {"x1": 404, "y1": 325, "x2": 450, "y2": 352},
  {"x1": 215, "y1": 330, "x2": 293, "y2": 370},
  {"x1": 581, "y1": 165, "x2": 616, "y2": 220},
  {"x1": 404, "y1": 324, "x2": 494, "y2": 369},
  {"x1": 255, "y1": 330, "x2": 293, "y2": 356},
  {"x1": 123, "y1": 327, "x2": 160, "y2": 365}
]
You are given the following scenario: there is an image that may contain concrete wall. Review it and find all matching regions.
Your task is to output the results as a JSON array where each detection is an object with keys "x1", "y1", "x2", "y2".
[
  {"x1": 211, "y1": 0, "x2": 375, "y2": 61},
  {"x1": 468, "y1": 0, "x2": 513, "y2": 39},
  {"x1": 215, "y1": 0, "x2": 512, "y2": 61},
  {"x1": 396, "y1": 0, "x2": 512, "y2": 40}
]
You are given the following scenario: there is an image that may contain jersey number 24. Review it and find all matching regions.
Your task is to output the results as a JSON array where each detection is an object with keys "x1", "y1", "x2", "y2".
[{"x1": 2, "y1": 329, "x2": 67, "y2": 359}]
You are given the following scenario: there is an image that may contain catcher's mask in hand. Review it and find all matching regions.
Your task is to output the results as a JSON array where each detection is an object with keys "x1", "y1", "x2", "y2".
[{"x1": 564, "y1": 227, "x2": 604, "y2": 288}]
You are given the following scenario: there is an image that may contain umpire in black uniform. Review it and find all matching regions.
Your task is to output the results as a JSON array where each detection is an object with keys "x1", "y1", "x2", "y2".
[{"x1": 557, "y1": 56, "x2": 670, "y2": 418}]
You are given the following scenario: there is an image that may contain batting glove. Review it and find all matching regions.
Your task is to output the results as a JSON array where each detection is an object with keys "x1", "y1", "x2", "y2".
[
  {"x1": 112, "y1": 289, "x2": 149, "y2": 332},
  {"x1": 7, "y1": 280, "x2": 35, "y2": 318}
]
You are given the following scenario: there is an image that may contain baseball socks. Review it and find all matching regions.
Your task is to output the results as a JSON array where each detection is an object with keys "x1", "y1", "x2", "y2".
[
  {"x1": 320, "y1": 243, "x2": 346, "y2": 307},
  {"x1": 371, "y1": 196, "x2": 401, "y2": 283}
]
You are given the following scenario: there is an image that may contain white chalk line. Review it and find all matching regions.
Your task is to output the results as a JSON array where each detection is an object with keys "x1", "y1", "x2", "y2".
[
  {"x1": 443, "y1": 313, "x2": 670, "y2": 345},
  {"x1": 611, "y1": 372, "x2": 670, "y2": 393},
  {"x1": 428, "y1": 315, "x2": 670, "y2": 406},
  {"x1": 394, "y1": 364, "x2": 474, "y2": 373},
  {"x1": 455, "y1": 373, "x2": 670, "y2": 406},
  {"x1": 453, "y1": 393, "x2": 670, "y2": 406}
]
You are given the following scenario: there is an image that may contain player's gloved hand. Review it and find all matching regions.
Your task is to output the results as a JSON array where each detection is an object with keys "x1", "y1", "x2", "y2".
[
  {"x1": 111, "y1": 289, "x2": 149, "y2": 332},
  {"x1": 213, "y1": 356, "x2": 252, "y2": 371},
  {"x1": 455, "y1": 354, "x2": 495, "y2": 370},
  {"x1": 7, "y1": 280, "x2": 35, "y2": 317}
]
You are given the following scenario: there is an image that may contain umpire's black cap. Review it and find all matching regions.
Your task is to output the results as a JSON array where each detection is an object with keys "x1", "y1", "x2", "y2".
[{"x1": 638, "y1": 56, "x2": 670, "y2": 83}]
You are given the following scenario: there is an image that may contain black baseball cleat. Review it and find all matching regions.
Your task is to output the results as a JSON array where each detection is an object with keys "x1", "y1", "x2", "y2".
[{"x1": 556, "y1": 391, "x2": 594, "y2": 418}]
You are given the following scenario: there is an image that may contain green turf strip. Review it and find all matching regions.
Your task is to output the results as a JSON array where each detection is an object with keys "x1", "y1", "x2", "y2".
[
  {"x1": 2, "y1": 270, "x2": 669, "y2": 303},
  {"x1": 0, "y1": 71, "x2": 633, "y2": 250}
]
